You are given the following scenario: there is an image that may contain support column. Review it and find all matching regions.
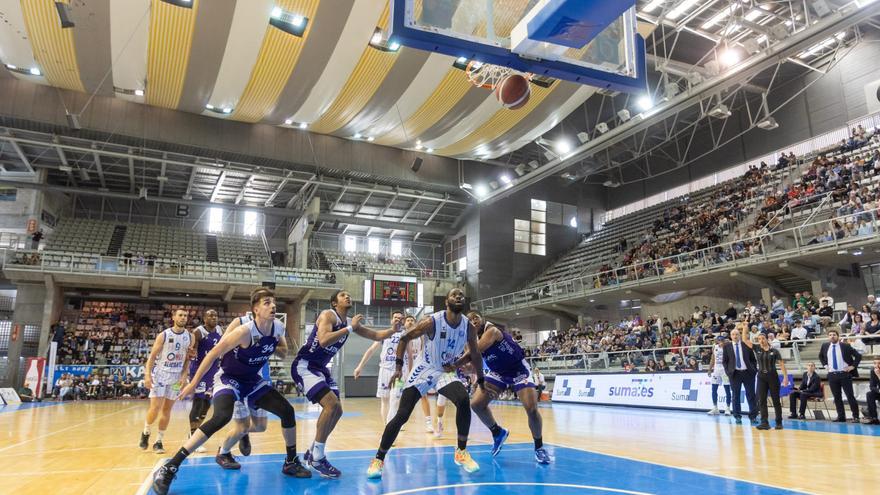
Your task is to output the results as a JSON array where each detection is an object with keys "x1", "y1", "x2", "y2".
[
  {"x1": 760, "y1": 288, "x2": 772, "y2": 307},
  {"x1": 6, "y1": 284, "x2": 46, "y2": 387},
  {"x1": 810, "y1": 280, "x2": 823, "y2": 298}
]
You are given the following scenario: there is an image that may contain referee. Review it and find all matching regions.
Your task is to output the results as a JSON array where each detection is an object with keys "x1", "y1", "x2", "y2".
[{"x1": 743, "y1": 333, "x2": 789, "y2": 430}]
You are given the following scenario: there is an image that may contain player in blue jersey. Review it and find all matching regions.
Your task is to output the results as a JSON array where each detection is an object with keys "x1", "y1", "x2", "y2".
[
  {"x1": 458, "y1": 311, "x2": 551, "y2": 464},
  {"x1": 292, "y1": 289, "x2": 397, "y2": 478},
  {"x1": 186, "y1": 309, "x2": 222, "y2": 453},
  {"x1": 151, "y1": 288, "x2": 310, "y2": 495}
]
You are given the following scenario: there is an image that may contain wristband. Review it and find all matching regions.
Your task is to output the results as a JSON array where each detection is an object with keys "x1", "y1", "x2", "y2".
[
  {"x1": 395, "y1": 357, "x2": 404, "y2": 367},
  {"x1": 345, "y1": 325, "x2": 353, "y2": 334}
]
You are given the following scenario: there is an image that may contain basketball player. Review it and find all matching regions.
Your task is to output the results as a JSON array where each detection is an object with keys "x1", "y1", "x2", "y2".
[
  {"x1": 367, "y1": 288, "x2": 484, "y2": 479},
  {"x1": 707, "y1": 334, "x2": 732, "y2": 416},
  {"x1": 292, "y1": 290, "x2": 398, "y2": 478},
  {"x1": 151, "y1": 288, "x2": 310, "y2": 495},
  {"x1": 218, "y1": 312, "x2": 269, "y2": 459},
  {"x1": 461, "y1": 311, "x2": 551, "y2": 464},
  {"x1": 353, "y1": 310, "x2": 407, "y2": 422},
  {"x1": 187, "y1": 310, "x2": 223, "y2": 453},
  {"x1": 139, "y1": 309, "x2": 191, "y2": 454},
  {"x1": 386, "y1": 315, "x2": 433, "y2": 430}
]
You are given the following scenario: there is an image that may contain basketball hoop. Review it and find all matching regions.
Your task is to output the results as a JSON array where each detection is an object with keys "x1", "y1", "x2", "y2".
[{"x1": 465, "y1": 61, "x2": 531, "y2": 90}]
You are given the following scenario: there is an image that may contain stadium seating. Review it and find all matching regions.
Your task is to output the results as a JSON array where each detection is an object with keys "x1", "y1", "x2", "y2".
[
  {"x1": 47, "y1": 218, "x2": 115, "y2": 255},
  {"x1": 120, "y1": 223, "x2": 207, "y2": 261},
  {"x1": 216, "y1": 233, "x2": 270, "y2": 266},
  {"x1": 319, "y1": 249, "x2": 417, "y2": 275}
]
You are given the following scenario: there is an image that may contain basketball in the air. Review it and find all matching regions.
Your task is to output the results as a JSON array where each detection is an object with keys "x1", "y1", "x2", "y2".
[{"x1": 495, "y1": 74, "x2": 531, "y2": 109}]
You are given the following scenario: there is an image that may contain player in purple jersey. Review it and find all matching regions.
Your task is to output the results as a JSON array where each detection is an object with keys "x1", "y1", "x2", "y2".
[
  {"x1": 457, "y1": 311, "x2": 551, "y2": 464},
  {"x1": 151, "y1": 288, "x2": 310, "y2": 495},
  {"x1": 187, "y1": 309, "x2": 222, "y2": 452},
  {"x1": 292, "y1": 289, "x2": 397, "y2": 478}
]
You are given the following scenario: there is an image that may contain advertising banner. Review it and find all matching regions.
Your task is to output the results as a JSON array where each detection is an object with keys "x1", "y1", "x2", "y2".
[
  {"x1": 553, "y1": 372, "x2": 793, "y2": 412},
  {"x1": 53, "y1": 364, "x2": 146, "y2": 384}
]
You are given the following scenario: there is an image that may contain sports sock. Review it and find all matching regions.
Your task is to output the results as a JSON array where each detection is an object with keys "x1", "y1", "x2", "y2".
[
  {"x1": 157, "y1": 430, "x2": 165, "y2": 442},
  {"x1": 457, "y1": 438, "x2": 467, "y2": 450},
  {"x1": 220, "y1": 443, "x2": 231, "y2": 455},
  {"x1": 143, "y1": 422, "x2": 151, "y2": 435},
  {"x1": 534, "y1": 437, "x2": 543, "y2": 449},
  {"x1": 376, "y1": 449, "x2": 387, "y2": 461},
  {"x1": 285, "y1": 445, "x2": 298, "y2": 463},
  {"x1": 168, "y1": 447, "x2": 190, "y2": 468},
  {"x1": 312, "y1": 441, "x2": 326, "y2": 460},
  {"x1": 489, "y1": 423, "x2": 503, "y2": 437}
]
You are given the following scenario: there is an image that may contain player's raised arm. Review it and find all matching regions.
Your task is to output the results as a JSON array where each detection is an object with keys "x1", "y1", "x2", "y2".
[
  {"x1": 316, "y1": 309, "x2": 354, "y2": 348},
  {"x1": 354, "y1": 341, "x2": 382, "y2": 379},
  {"x1": 352, "y1": 314, "x2": 398, "y2": 341}
]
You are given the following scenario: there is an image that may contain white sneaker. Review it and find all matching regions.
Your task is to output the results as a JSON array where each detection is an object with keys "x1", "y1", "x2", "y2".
[
  {"x1": 707, "y1": 407, "x2": 719, "y2": 415},
  {"x1": 434, "y1": 419, "x2": 443, "y2": 438},
  {"x1": 725, "y1": 409, "x2": 732, "y2": 416},
  {"x1": 425, "y1": 419, "x2": 434, "y2": 433}
]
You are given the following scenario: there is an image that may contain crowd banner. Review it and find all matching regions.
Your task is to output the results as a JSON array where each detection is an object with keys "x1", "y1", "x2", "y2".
[
  {"x1": 553, "y1": 372, "x2": 794, "y2": 413},
  {"x1": 53, "y1": 364, "x2": 146, "y2": 384}
]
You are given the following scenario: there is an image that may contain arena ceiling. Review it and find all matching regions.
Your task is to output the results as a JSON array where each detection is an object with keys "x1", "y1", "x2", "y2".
[{"x1": 0, "y1": 0, "x2": 655, "y2": 162}]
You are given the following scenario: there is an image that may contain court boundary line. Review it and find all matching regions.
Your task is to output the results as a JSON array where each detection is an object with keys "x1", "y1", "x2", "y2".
[
  {"x1": 0, "y1": 404, "x2": 140, "y2": 453},
  {"x1": 380, "y1": 482, "x2": 652, "y2": 495},
  {"x1": 555, "y1": 441, "x2": 816, "y2": 495}
]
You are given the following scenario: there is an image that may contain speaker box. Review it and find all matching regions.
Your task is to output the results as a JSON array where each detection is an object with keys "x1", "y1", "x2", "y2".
[
  {"x1": 261, "y1": 281, "x2": 276, "y2": 290},
  {"x1": 411, "y1": 157, "x2": 423, "y2": 173},
  {"x1": 55, "y1": 1, "x2": 75, "y2": 28}
]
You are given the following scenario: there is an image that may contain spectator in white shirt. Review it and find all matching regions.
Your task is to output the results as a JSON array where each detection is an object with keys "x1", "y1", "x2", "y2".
[
  {"x1": 818, "y1": 291, "x2": 834, "y2": 308},
  {"x1": 768, "y1": 333, "x2": 782, "y2": 350},
  {"x1": 791, "y1": 323, "x2": 808, "y2": 341},
  {"x1": 532, "y1": 368, "x2": 546, "y2": 401}
]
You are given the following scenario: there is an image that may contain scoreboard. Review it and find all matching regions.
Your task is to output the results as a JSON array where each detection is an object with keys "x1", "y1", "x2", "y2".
[{"x1": 364, "y1": 275, "x2": 421, "y2": 307}]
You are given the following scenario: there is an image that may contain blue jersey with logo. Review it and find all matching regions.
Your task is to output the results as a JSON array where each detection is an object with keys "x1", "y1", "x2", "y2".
[
  {"x1": 296, "y1": 309, "x2": 348, "y2": 367},
  {"x1": 220, "y1": 318, "x2": 284, "y2": 382},
  {"x1": 482, "y1": 321, "x2": 527, "y2": 376},
  {"x1": 190, "y1": 324, "x2": 223, "y2": 378}
]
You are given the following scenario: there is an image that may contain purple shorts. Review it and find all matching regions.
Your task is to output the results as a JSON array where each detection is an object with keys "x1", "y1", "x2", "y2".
[
  {"x1": 191, "y1": 364, "x2": 218, "y2": 399},
  {"x1": 212, "y1": 368, "x2": 271, "y2": 410},
  {"x1": 485, "y1": 369, "x2": 535, "y2": 393},
  {"x1": 291, "y1": 358, "x2": 339, "y2": 403}
]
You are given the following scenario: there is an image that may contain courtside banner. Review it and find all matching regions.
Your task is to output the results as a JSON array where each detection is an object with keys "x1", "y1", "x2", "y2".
[{"x1": 553, "y1": 372, "x2": 765, "y2": 413}]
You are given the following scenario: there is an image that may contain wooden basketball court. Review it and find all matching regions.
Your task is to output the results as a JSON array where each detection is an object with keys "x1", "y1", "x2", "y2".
[{"x1": 0, "y1": 397, "x2": 876, "y2": 494}]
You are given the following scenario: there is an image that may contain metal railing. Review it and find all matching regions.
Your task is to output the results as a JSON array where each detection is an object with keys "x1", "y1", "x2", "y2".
[
  {"x1": 525, "y1": 335, "x2": 872, "y2": 376},
  {"x1": 474, "y1": 209, "x2": 880, "y2": 314},
  {"x1": 1, "y1": 249, "x2": 338, "y2": 288}
]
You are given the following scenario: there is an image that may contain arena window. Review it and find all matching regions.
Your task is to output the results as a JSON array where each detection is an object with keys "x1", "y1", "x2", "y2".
[
  {"x1": 208, "y1": 207, "x2": 223, "y2": 233},
  {"x1": 243, "y1": 211, "x2": 258, "y2": 236}
]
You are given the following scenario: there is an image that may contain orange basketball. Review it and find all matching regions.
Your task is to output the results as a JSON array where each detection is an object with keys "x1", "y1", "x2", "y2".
[{"x1": 495, "y1": 74, "x2": 531, "y2": 110}]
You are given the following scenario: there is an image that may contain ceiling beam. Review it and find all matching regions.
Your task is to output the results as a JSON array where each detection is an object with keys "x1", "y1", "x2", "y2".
[
  {"x1": 235, "y1": 174, "x2": 256, "y2": 205},
  {"x1": 183, "y1": 167, "x2": 198, "y2": 200},
  {"x1": 265, "y1": 171, "x2": 296, "y2": 206},
  {"x1": 90, "y1": 144, "x2": 107, "y2": 190},
  {"x1": 0, "y1": 132, "x2": 35, "y2": 175},
  {"x1": 210, "y1": 170, "x2": 227, "y2": 203},
  {"x1": 157, "y1": 155, "x2": 167, "y2": 197},
  {"x1": 424, "y1": 196, "x2": 448, "y2": 226},
  {"x1": 0, "y1": 179, "x2": 304, "y2": 218},
  {"x1": 317, "y1": 212, "x2": 455, "y2": 236},
  {"x1": 127, "y1": 148, "x2": 136, "y2": 193}
]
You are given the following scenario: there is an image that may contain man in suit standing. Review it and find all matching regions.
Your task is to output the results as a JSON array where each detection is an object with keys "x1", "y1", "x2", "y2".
[
  {"x1": 818, "y1": 329, "x2": 861, "y2": 423},
  {"x1": 723, "y1": 327, "x2": 758, "y2": 424},
  {"x1": 863, "y1": 357, "x2": 880, "y2": 425},
  {"x1": 788, "y1": 362, "x2": 821, "y2": 419}
]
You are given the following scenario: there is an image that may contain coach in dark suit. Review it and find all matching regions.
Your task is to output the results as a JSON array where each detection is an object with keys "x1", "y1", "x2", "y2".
[
  {"x1": 818, "y1": 329, "x2": 861, "y2": 423},
  {"x1": 866, "y1": 357, "x2": 880, "y2": 424},
  {"x1": 723, "y1": 327, "x2": 758, "y2": 424},
  {"x1": 787, "y1": 362, "x2": 821, "y2": 419}
]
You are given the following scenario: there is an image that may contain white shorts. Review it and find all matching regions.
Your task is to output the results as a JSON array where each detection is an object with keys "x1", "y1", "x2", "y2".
[
  {"x1": 233, "y1": 400, "x2": 269, "y2": 421},
  {"x1": 376, "y1": 367, "x2": 396, "y2": 398},
  {"x1": 710, "y1": 367, "x2": 730, "y2": 385},
  {"x1": 405, "y1": 363, "x2": 461, "y2": 397},
  {"x1": 149, "y1": 371, "x2": 182, "y2": 400}
]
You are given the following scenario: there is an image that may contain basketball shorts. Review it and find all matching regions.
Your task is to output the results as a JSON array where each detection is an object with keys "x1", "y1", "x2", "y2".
[
  {"x1": 406, "y1": 363, "x2": 461, "y2": 397},
  {"x1": 376, "y1": 367, "x2": 396, "y2": 398},
  {"x1": 710, "y1": 366, "x2": 730, "y2": 385},
  {"x1": 213, "y1": 368, "x2": 271, "y2": 411},
  {"x1": 485, "y1": 369, "x2": 535, "y2": 393},
  {"x1": 233, "y1": 399, "x2": 269, "y2": 421},
  {"x1": 291, "y1": 358, "x2": 339, "y2": 404},
  {"x1": 149, "y1": 371, "x2": 183, "y2": 400},
  {"x1": 192, "y1": 366, "x2": 218, "y2": 399}
]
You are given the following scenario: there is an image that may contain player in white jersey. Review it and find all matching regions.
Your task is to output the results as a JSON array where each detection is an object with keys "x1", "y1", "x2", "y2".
[
  {"x1": 367, "y1": 288, "x2": 484, "y2": 479},
  {"x1": 354, "y1": 312, "x2": 430, "y2": 426},
  {"x1": 139, "y1": 309, "x2": 191, "y2": 453},
  {"x1": 707, "y1": 334, "x2": 732, "y2": 415}
]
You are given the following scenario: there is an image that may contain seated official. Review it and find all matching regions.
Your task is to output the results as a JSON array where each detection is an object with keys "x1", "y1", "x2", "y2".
[
  {"x1": 788, "y1": 362, "x2": 821, "y2": 419},
  {"x1": 18, "y1": 383, "x2": 36, "y2": 403},
  {"x1": 866, "y1": 357, "x2": 880, "y2": 425}
]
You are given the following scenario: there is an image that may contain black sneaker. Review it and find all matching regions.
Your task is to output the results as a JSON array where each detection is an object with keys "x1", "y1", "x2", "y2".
[
  {"x1": 139, "y1": 432, "x2": 150, "y2": 450},
  {"x1": 151, "y1": 464, "x2": 178, "y2": 495},
  {"x1": 798, "y1": 414, "x2": 806, "y2": 420},
  {"x1": 774, "y1": 423, "x2": 784, "y2": 430},
  {"x1": 239, "y1": 433, "x2": 252, "y2": 456},
  {"x1": 215, "y1": 448, "x2": 242, "y2": 470},
  {"x1": 282, "y1": 456, "x2": 312, "y2": 478},
  {"x1": 756, "y1": 423, "x2": 771, "y2": 430},
  {"x1": 153, "y1": 441, "x2": 165, "y2": 454}
]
